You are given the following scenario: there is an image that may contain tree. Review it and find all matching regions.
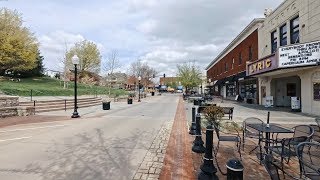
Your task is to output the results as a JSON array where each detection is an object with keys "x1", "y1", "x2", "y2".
[
  {"x1": 128, "y1": 60, "x2": 157, "y2": 88},
  {"x1": 177, "y1": 62, "x2": 202, "y2": 92},
  {"x1": 0, "y1": 8, "x2": 39, "y2": 73},
  {"x1": 65, "y1": 40, "x2": 101, "y2": 74},
  {"x1": 103, "y1": 50, "x2": 121, "y2": 97},
  {"x1": 17, "y1": 50, "x2": 44, "y2": 77}
]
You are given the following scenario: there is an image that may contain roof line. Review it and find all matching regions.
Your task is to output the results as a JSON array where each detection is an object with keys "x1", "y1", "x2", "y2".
[{"x1": 205, "y1": 18, "x2": 264, "y2": 70}]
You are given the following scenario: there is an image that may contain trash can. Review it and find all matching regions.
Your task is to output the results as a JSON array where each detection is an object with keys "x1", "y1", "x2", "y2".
[
  {"x1": 102, "y1": 101, "x2": 110, "y2": 110},
  {"x1": 151, "y1": 92, "x2": 155, "y2": 96},
  {"x1": 128, "y1": 98, "x2": 133, "y2": 104},
  {"x1": 226, "y1": 159, "x2": 243, "y2": 180}
]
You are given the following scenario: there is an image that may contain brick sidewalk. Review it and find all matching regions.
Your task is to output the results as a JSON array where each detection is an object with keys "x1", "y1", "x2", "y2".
[{"x1": 159, "y1": 97, "x2": 196, "y2": 180}]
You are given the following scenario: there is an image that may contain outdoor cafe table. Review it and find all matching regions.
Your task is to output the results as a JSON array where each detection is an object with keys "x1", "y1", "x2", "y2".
[{"x1": 246, "y1": 123, "x2": 293, "y2": 161}]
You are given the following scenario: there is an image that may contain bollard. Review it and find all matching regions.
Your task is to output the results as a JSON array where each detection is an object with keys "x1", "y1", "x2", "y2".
[
  {"x1": 189, "y1": 107, "x2": 197, "y2": 135},
  {"x1": 30, "y1": 89, "x2": 33, "y2": 101},
  {"x1": 64, "y1": 99, "x2": 67, "y2": 111},
  {"x1": 198, "y1": 125, "x2": 218, "y2": 180},
  {"x1": 226, "y1": 159, "x2": 243, "y2": 180},
  {"x1": 192, "y1": 114, "x2": 205, "y2": 153}
]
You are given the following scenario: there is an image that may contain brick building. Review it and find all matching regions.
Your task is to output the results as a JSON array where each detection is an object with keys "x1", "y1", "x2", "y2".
[{"x1": 206, "y1": 19, "x2": 264, "y2": 104}]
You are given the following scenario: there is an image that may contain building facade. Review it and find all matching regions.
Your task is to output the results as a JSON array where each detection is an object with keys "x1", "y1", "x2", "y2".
[
  {"x1": 248, "y1": 0, "x2": 320, "y2": 115},
  {"x1": 206, "y1": 19, "x2": 264, "y2": 104}
]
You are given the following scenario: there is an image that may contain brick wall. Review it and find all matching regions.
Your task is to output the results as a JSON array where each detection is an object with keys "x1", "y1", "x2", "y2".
[{"x1": 207, "y1": 30, "x2": 259, "y2": 81}]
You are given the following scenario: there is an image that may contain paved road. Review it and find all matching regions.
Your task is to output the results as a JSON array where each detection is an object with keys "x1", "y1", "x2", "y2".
[{"x1": 0, "y1": 94, "x2": 179, "y2": 180}]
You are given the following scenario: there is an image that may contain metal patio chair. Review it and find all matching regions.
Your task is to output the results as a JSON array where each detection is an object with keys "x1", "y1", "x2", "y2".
[
  {"x1": 262, "y1": 154, "x2": 300, "y2": 180},
  {"x1": 214, "y1": 122, "x2": 242, "y2": 159},
  {"x1": 269, "y1": 125, "x2": 314, "y2": 172},
  {"x1": 242, "y1": 117, "x2": 264, "y2": 154},
  {"x1": 315, "y1": 117, "x2": 320, "y2": 127},
  {"x1": 310, "y1": 124, "x2": 320, "y2": 143},
  {"x1": 296, "y1": 142, "x2": 320, "y2": 179}
]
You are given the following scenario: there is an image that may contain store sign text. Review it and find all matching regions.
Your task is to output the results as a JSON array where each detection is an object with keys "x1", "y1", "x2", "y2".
[
  {"x1": 247, "y1": 55, "x2": 277, "y2": 76},
  {"x1": 279, "y1": 41, "x2": 320, "y2": 68}
]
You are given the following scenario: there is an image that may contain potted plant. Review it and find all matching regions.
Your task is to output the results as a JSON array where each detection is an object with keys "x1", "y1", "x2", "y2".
[{"x1": 203, "y1": 105, "x2": 224, "y2": 129}]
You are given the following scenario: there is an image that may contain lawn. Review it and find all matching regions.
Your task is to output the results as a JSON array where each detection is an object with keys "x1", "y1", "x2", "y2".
[{"x1": 0, "y1": 77, "x2": 127, "y2": 97}]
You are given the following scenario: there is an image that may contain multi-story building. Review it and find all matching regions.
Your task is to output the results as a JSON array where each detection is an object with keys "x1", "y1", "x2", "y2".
[
  {"x1": 247, "y1": 0, "x2": 320, "y2": 115},
  {"x1": 206, "y1": 19, "x2": 264, "y2": 104}
]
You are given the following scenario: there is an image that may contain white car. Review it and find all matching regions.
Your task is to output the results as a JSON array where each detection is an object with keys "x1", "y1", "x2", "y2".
[{"x1": 176, "y1": 90, "x2": 183, "y2": 93}]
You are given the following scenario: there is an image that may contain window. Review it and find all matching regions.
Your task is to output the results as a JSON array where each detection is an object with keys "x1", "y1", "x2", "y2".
[
  {"x1": 314, "y1": 83, "x2": 320, "y2": 100},
  {"x1": 271, "y1": 30, "x2": 277, "y2": 53},
  {"x1": 232, "y1": 58, "x2": 234, "y2": 69},
  {"x1": 280, "y1": 24, "x2": 287, "y2": 46},
  {"x1": 225, "y1": 62, "x2": 228, "y2": 72},
  {"x1": 248, "y1": 46, "x2": 253, "y2": 61},
  {"x1": 239, "y1": 52, "x2": 242, "y2": 65},
  {"x1": 290, "y1": 16, "x2": 299, "y2": 44}
]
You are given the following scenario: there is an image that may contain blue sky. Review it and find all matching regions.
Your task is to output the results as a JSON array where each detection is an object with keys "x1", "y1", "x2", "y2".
[{"x1": 2, "y1": 0, "x2": 283, "y2": 76}]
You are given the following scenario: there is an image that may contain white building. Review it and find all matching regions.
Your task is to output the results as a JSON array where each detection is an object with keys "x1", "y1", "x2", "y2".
[{"x1": 247, "y1": 0, "x2": 320, "y2": 115}]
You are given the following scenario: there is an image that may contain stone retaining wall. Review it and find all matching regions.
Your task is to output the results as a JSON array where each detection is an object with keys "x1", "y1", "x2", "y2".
[{"x1": 0, "y1": 96, "x2": 19, "y2": 108}]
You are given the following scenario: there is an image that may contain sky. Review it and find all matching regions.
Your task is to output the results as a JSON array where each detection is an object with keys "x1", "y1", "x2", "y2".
[{"x1": 2, "y1": 0, "x2": 283, "y2": 77}]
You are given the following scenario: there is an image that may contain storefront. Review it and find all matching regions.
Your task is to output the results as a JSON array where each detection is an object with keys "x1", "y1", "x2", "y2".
[{"x1": 248, "y1": 41, "x2": 320, "y2": 115}]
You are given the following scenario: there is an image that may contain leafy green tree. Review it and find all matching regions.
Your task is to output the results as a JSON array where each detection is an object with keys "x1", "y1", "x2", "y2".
[
  {"x1": 66, "y1": 40, "x2": 101, "y2": 74},
  {"x1": 18, "y1": 51, "x2": 44, "y2": 77},
  {"x1": 177, "y1": 62, "x2": 202, "y2": 92},
  {"x1": 0, "y1": 8, "x2": 39, "y2": 73}
]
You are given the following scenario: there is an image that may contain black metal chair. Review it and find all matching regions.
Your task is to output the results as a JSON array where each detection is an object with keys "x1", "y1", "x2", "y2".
[
  {"x1": 296, "y1": 142, "x2": 320, "y2": 179},
  {"x1": 315, "y1": 117, "x2": 320, "y2": 127},
  {"x1": 310, "y1": 124, "x2": 320, "y2": 143},
  {"x1": 269, "y1": 125, "x2": 314, "y2": 170},
  {"x1": 242, "y1": 117, "x2": 264, "y2": 154},
  {"x1": 262, "y1": 153, "x2": 300, "y2": 180},
  {"x1": 214, "y1": 122, "x2": 242, "y2": 159}
]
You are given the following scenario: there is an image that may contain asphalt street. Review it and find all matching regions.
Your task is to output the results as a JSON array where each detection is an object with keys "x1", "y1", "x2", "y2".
[{"x1": 0, "y1": 94, "x2": 179, "y2": 180}]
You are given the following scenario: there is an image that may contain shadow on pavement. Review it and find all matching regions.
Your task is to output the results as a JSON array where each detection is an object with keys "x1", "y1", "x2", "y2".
[{"x1": 0, "y1": 128, "x2": 154, "y2": 180}]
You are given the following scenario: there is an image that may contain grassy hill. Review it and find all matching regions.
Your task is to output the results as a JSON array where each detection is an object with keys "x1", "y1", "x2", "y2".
[{"x1": 0, "y1": 77, "x2": 127, "y2": 97}]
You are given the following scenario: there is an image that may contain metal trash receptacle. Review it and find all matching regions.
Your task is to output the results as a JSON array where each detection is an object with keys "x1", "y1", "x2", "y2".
[
  {"x1": 127, "y1": 98, "x2": 133, "y2": 104},
  {"x1": 102, "y1": 101, "x2": 110, "y2": 110},
  {"x1": 226, "y1": 159, "x2": 243, "y2": 180},
  {"x1": 151, "y1": 92, "x2": 155, "y2": 96}
]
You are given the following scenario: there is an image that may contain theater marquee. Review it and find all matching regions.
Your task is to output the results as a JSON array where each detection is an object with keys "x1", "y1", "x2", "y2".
[
  {"x1": 246, "y1": 54, "x2": 277, "y2": 76},
  {"x1": 279, "y1": 41, "x2": 320, "y2": 68}
]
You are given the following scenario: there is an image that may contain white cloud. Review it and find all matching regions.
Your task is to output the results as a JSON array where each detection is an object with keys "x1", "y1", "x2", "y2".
[{"x1": 3, "y1": 0, "x2": 283, "y2": 78}]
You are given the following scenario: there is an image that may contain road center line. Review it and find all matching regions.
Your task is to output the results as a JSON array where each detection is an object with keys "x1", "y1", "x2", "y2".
[
  {"x1": 0, "y1": 124, "x2": 67, "y2": 133},
  {"x1": 0, "y1": 136, "x2": 32, "y2": 142}
]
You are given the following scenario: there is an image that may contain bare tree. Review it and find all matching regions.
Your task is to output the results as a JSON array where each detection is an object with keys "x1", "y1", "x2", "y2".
[
  {"x1": 128, "y1": 60, "x2": 157, "y2": 90},
  {"x1": 103, "y1": 50, "x2": 121, "y2": 97},
  {"x1": 58, "y1": 40, "x2": 71, "y2": 89}
]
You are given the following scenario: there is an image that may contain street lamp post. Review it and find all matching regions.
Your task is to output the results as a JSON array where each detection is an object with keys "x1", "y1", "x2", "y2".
[
  {"x1": 138, "y1": 76, "x2": 141, "y2": 102},
  {"x1": 71, "y1": 55, "x2": 80, "y2": 118}
]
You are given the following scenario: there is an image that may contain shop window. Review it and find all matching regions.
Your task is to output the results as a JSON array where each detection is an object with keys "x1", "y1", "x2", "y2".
[
  {"x1": 314, "y1": 83, "x2": 320, "y2": 100},
  {"x1": 287, "y1": 83, "x2": 296, "y2": 97},
  {"x1": 239, "y1": 52, "x2": 242, "y2": 65},
  {"x1": 290, "y1": 16, "x2": 299, "y2": 44},
  {"x1": 271, "y1": 30, "x2": 277, "y2": 53},
  {"x1": 227, "y1": 83, "x2": 236, "y2": 97},
  {"x1": 280, "y1": 24, "x2": 287, "y2": 46},
  {"x1": 248, "y1": 46, "x2": 253, "y2": 61}
]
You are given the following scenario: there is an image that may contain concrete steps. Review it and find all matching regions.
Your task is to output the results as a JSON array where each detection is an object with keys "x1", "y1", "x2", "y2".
[{"x1": 19, "y1": 97, "x2": 102, "y2": 113}]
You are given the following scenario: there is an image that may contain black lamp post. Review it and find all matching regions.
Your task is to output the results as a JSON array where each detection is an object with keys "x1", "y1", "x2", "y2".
[
  {"x1": 138, "y1": 76, "x2": 141, "y2": 102},
  {"x1": 71, "y1": 55, "x2": 80, "y2": 118}
]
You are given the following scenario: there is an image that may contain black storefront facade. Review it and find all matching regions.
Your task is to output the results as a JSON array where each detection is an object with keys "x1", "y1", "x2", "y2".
[{"x1": 213, "y1": 71, "x2": 259, "y2": 104}]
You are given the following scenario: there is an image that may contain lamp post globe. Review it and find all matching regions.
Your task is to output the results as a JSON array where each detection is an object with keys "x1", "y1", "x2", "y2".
[
  {"x1": 138, "y1": 76, "x2": 141, "y2": 102},
  {"x1": 71, "y1": 55, "x2": 80, "y2": 118}
]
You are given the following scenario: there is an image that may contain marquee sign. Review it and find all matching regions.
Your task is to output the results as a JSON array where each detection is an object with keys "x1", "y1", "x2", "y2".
[
  {"x1": 279, "y1": 41, "x2": 320, "y2": 68},
  {"x1": 246, "y1": 54, "x2": 277, "y2": 76}
]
